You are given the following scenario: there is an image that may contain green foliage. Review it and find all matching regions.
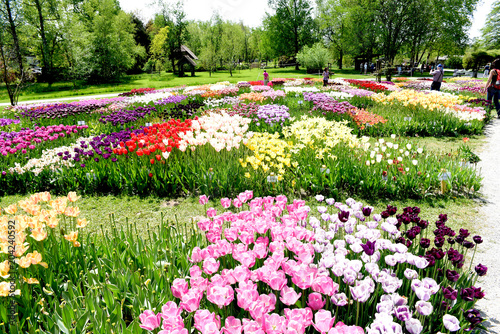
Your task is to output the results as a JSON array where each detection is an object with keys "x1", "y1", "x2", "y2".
[
  {"x1": 264, "y1": 0, "x2": 318, "y2": 65},
  {"x1": 296, "y1": 43, "x2": 330, "y2": 71},
  {"x1": 445, "y1": 55, "x2": 464, "y2": 69},
  {"x1": 481, "y1": 0, "x2": 500, "y2": 48}
]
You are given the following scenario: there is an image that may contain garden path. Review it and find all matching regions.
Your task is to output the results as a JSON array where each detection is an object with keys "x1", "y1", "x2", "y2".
[
  {"x1": 0, "y1": 93, "x2": 120, "y2": 107},
  {"x1": 475, "y1": 118, "x2": 500, "y2": 333}
]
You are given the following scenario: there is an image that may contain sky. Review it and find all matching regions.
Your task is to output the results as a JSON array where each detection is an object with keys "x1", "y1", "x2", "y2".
[{"x1": 119, "y1": 0, "x2": 494, "y2": 38}]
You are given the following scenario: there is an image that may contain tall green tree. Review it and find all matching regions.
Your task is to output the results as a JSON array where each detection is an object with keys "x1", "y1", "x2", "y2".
[
  {"x1": 221, "y1": 21, "x2": 244, "y2": 76},
  {"x1": 481, "y1": 0, "x2": 500, "y2": 48},
  {"x1": 70, "y1": 0, "x2": 143, "y2": 82},
  {"x1": 154, "y1": 0, "x2": 189, "y2": 75},
  {"x1": 0, "y1": 0, "x2": 28, "y2": 105},
  {"x1": 316, "y1": 0, "x2": 350, "y2": 69},
  {"x1": 265, "y1": 0, "x2": 318, "y2": 69}
]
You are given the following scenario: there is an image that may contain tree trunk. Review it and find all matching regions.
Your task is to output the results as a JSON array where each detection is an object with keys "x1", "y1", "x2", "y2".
[
  {"x1": 4, "y1": 0, "x2": 24, "y2": 76},
  {"x1": 34, "y1": 0, "x2": 52, "y2": 84},
  {"x1": 338, "y1": 48, "x2": 343, "y2": 70}
]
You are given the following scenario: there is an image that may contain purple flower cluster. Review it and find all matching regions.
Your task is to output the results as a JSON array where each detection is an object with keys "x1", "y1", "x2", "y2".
[
  {"x1": 19, "y1": 103, "x2": 106, "y2": 121},
  {"x1": 0, "y1": 124, "x2": 88, "y2": 156},
  {"x1": 155, "y1": 95, "x2": 188, "y2": 106},
  {"x1": 237, "y1": 82, "x2": 251, "y2": 88},
  {"x1": 459, "y1": 86, "x2": 483, "y2": 94},
  {"x1": 98, "y1": 107, "x2": 156, "y2": 126},
  {"x1": 62, "y1": 128, "x2": 146, "y2": 165},
  {"x1": 303, "y1": 92, "x2": 332, "y2": 103},
  {"x1": 255, "y1": 104, "x2": 290, "y2": 126},
  {"x1": 339, "y1": 87, "x2": 375, "y2": 97},
  {"x1": 0, "y1": 118, "x2": 20, "y2": 127}
]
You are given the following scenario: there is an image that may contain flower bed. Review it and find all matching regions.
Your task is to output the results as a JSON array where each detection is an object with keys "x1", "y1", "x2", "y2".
[{"x1": 135, "y1": 193, "x2": 488, "y2": 334}]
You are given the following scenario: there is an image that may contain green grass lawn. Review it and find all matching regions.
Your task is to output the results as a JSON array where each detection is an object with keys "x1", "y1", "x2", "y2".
[{"x1": 0, "y1": 67, "x2": 430, "y2": 104}]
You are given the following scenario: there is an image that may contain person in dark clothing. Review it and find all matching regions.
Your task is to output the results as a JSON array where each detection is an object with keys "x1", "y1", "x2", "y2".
[{"x1": 484, "y1": 59, "x2": 500, "y2": 117}]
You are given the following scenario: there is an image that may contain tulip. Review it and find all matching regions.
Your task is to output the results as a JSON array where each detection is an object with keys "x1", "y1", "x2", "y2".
[{"x1": 443, "y1": 314, "x2": 461, "y2": 332}]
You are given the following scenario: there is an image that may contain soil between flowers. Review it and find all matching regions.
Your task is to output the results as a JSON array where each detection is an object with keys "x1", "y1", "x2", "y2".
[{"x1": 475, "y1": 118, "x2": 500, "y2": 333}]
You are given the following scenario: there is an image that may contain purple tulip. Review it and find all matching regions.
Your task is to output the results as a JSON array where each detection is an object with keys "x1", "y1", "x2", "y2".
[
  {"x1": 338, "y1": 211, "x2": 350, "y2": 223},
  {"x1": 446, "y1": 269, "x2": 460, "y2": 282},
  {"x1": 464, "y1": 309, "x2": 483, "y2": 329},
  {"x1": 394, "y1": 305, "x2": 412, "y2": 321},
  {"x1": 442, "y1": 286, "x2": 457, "y2": 300},
  {"x1": 473, "y1": 235, "x2": 483, "y2": 244},
  {"x1": 361, "y1": 240, "x2": 376, "y2": 256},
  {"x1": 460, "y1": 288, "x2": 475, "y2": 302},
  {"x1": 475, "y1": 263, "x2": 488, "y2": 276},
  {"x1": 419, "y1": 238, "x2": 430, "y2": 248}
]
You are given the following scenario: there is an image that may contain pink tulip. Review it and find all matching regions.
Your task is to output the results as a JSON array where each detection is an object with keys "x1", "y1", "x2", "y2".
[
  {"x1": 207, "y1": 284, "x2": 234, "y2": 307},
  {"x1": 284, "y1": 308, "x2": 313, "y2": 328},
  {"x1": 190, "y1": 265, "x2": 202, "y2": 278},
  {"x1": 312, "y1": 276, "x2": 339, "y2": 297},
  {"x1": 203, "y1": 258, "x2": 220, "y2": 275},
  {"x1": 263, "y1": 313, "x2": 286, "y2": 334},
  {"x1": 194, "y1": 309, "x2": 220, "y2": 333},
  {"x1": 159, "y1": 329, "x2": 188, "y2": 334},
  {"x1": 199, "y1": 195, "x2": 209, "y2": 205},
  {"x1": 171, "y1": 278, "x2": 189, "y2": 299},
  {"x1": 139, "y1": 310, "x2": 161, "y2": 330},
  {"x1": 280, "y1": 286, "x2": 302, "y2": 306},
  {"x1": 180, "y1": 288, "x2": 203, "y2": 313},
  {"x1": 223, "y1": 316, "x2": 242, "y2": 334},
  {"x1": 307, "y1": 292, "x2": 326, "y2": 310},
  {"x1": 312, "y1": 310, "x2": 335, "y2": 334},
  {"x1": 328, "y1": 322, "x2": 364, "y2": 334},
  {"x1": 207, "y1": 207, "x2": 217, "y2": 218},
  {"x1": 233, "y1": 198, "x2": 243, "y2": 208},
  {"x1": 221, "y1": 198, "x2": 232, "y2": 208}
]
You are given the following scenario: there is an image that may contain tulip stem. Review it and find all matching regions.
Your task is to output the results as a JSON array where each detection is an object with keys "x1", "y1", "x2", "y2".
[
  {"x1": 468, "y1": 246, "x2": 477, "y2": 272},
  {"x1": 355, "y1": 301, "x2": 360, "y2": 326}
]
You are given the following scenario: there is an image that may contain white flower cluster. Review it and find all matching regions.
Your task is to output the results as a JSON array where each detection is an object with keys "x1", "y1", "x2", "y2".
[
  {"x1": 126, "y1": 92, "x2": 174, "y2": 104},
  {"x1": 284, "y1": 87, "x2": 320, "y2": 93}
]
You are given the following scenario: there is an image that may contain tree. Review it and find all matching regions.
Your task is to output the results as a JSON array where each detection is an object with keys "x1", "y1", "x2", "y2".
[
  {"x1": 316, "y1": 0, "x2": 350, "y2": 69},
  {"x1": 482, "y1": 0, "x2": 500, "y2": 48},
  {"x1": 70, "y1": 0, "x2": 143, "y2": 82},
  {"x1": 221, "y1": 22, "x2": 244, "y2": 76},
  {"x1": 0, "y1": 0, "x2": 28, "y2": 105},
  {"x1": 153, "y1": 0, "x2": 189, "y2": 76},
  {"x1": 266, "y1": 0, "x2": 317, "y2": 69},
  {"x1": 296, "y1": 43, "x2": 330, "y2": 72}
]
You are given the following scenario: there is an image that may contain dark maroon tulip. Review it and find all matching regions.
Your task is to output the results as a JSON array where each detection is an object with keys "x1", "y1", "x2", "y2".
[
  {"x1": 455, "y1": 235, "x2": 465, "y2": 244},
  {"x1": 434, "y1": 248, "x2": 445, "y2": 260},
  {"x1": 381, "y1": 211, "x2": 390, "y2": 219},
  {"x1": 439, "y1": 214, "x2": 448, "y2": 222},
  {"x1": 473, "y1": 235, "x2": 483, "y2": 244},
  {"x1": 420, "y1": 238, "x2": 430, "y2": 248},
  {"x1": 447, "y1": 237, "x2": 455, "y2": 245},
  {"x1": 464, "y1": 308, "x2": 483, "y2": 329},
  {"x1": 338, "y1": 211, "x2": 350, "y2": 223},
  {"x1": 446, "y1": 269, "x2": 460, "y2": 282},
  {"x1": 461, "y1": 288, "x2": 475, "y2": 302},
  {"x1": 436, "y1": 267, "x2": 444, "y2": 278},
  {"x1": 459, "y1": 228, "x2": 470, "y2": 238},
  {"x1": 361, "y1": 240, "x2": 376, "y2": 256},
  {"x1": 475, "y1": 264, "x2": 488, "y2": 276},
  {"x1": 395, "y1": 237, "x2": 406, "y2": 244},
  {"x1": 405, "y1": 239, "x2": 412, "y2": 248},
  {"x1": 387, "y1": 205, "x2": 397, "y2": 216},
  {"x1": 434, "y1": 236, "x2": 445, "y2": 248},
  {"x1": 472, "y1": 287, "x2": 485, "y2": 299},
  {"x1": 424, "y1": 254, "x2": 435, "y2": 267},
  {"x1": 417, "y1": 219, "x2": 429, "y2": 229},
  {"x1": 406, "y1": 230, "x2": 417, "y2": 240},
  {"x1": 442, "y1": 286, "x2": 457, "y2": 300},
  {"x1": 435, "y1": 220, "x2": 445, "y2": 228},
  {"x1": 463, "y1": 240, "x2": 475, "y2": 249},
  {"x1": 362, "y1": 207, "x2": 372, "y2": 216}
]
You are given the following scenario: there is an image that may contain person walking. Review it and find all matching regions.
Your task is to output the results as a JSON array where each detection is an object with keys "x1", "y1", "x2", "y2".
[
  {"x1": 322, "y1": 67, "x2": 329, "y2": 87},
  {"x1": 364, "y1": 62, "x2": 368, "y2": 75},
  {"x1": 263, "y1": 70, "x2": 269, "y2": 86},
  {"x1": 484, "y1": 59, "x2": 500, "y2": 118},
  {"x1": 430, "y1": 64, "x2": 444, "y2": 91},
  {"x1": 484, "y1": 64, "x2": 490, "y2": 78}
]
